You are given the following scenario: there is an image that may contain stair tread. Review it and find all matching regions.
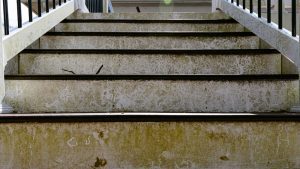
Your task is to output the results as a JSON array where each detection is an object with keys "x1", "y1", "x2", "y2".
[
  {"x1": 21, "y1": 49, "x2": 279, "y2": 54},
  {"x1": 0, "y1": 113, "x2": 299, "y2": 123},
  {"x1": 61, "y1": 19, "x2": 239, "y2": 24},
  {"x1": 5, "y1": 74, "x2": 299, "y2": 80},
  {"x1": 44, "y1": 31, "x2": 255, "y2": 36}
]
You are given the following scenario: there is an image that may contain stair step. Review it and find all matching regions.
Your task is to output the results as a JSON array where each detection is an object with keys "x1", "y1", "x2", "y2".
[
  {"x1": 55, "y1": 19, "x2": 244, "y2": 32},
  {"x1": 20, "y1": 49, "x2": 281, "y2": 75},
  {"x1": 0, "y1": 115, "x2": 299, "y2": 168},
  {"x1": 39, "y1": 32, "x2": 259, "y2": 50},
  {"x1": 68, "y1": 12, "x2": 234, "y2": 20},
  {"x1": 4, "y1": 74, "x2": 298, "y2": 113}
]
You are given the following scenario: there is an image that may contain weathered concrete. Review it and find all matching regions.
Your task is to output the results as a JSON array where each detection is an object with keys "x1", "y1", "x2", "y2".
[
  {"x1": 39, "y1": 35, "x2": 260, "y2": 49},
  {"x1": 55, "y1": 22, "x2": 244, "y2": 32},
  {"x1": 4, "y1": 55, "x2": 18, "y2": 75},
  {"x1": 0, "y1": 122, "x2": 299, "y2": 169},
  {"x1": 4, "y1": 79, "x2": 298, "y2": 113},
  {"x1": 68, "y1": 12, "x2": 233, "y2": 20},
  {"x1": 19, "y1": 53, "x2": 281, "y2": 75}
]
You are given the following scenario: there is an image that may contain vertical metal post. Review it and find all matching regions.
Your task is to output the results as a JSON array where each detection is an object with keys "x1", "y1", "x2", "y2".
[
  {"x1": 3, "y1": 0, "x2": 9, "y2": 35},
  {"x1": 243, "y1": 0, "x2": 245, "y2": 9},
  {"x1": 278, "y1": 0, "x2": 282, "y2": 29},
  {"x1": 267, "y1": 0, "x2": 271, "y2": 23},
  {"x1": 38, "y1": 0, "x2": 41, "y2": 17},
  {"x1": 46, "y1": 0, "x2": 49, "y2": 12},
  {"x1": 17, "y1": 0, "x2": 22, "y2": 28},
  {"x1": 292, "y1": 0, "x2": 296, "y2": 36},
  {"x1": 28, "y1": 0, "x2": 33, "y2": 21},
  {"x1": 237, "y1": 0, "x2": 239, "y2": 6},
  {"x1": 53, "y1": 0, "x2": 56, "y2": 9},
  {"x1": 250, "y1": 0, "x2": 253, "y2": 13},
  {"x1": 258, "y1": 0, "x2": 261, "y2": 17}
]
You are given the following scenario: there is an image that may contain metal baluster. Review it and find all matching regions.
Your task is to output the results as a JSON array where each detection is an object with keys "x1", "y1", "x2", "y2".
[
  {"x1": 53, "y1": 0, "x2": 56, "y2": 9},
  {"x1": 292, "y1": 0, "x2": 296, "y2": 36},
  {"x1": 28, "y1": 0, "x2": 33, "y2": 22},
  {"x1": 258, "y1": 0, "x2": 261, "y2": 17},
  {"x1": 278, "y1": 0, "x2": 282, "y2": 29},
  {"x1": 3, "y1": 0, "x2": 9, "y2": 35},
  {"x1": 267, "y1": 0, "x2": 271, "y2": 23},
  {"x1": 250, "y1": 0, "x2": 253, "y2": 13},
  {"x1": 17, "y1": 0, "x2": 22, "y2": 28},
  {"x1": 46, "y1": 0, "x2": 49, "y2": 12},
  {"x1": 38, "y1": 0, "x2": 41, "y2": 17}
]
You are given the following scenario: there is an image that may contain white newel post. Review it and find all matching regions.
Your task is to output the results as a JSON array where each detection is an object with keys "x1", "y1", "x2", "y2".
[
  {"x1": 0, "y1": 0, "x2": 13, "y2": 113},
  {"x1": 212, "y1": 0, "x2": 221, "y2": 12},
  {"x1": 103, "y1": 0, "x2": 108, "y2": 13}
]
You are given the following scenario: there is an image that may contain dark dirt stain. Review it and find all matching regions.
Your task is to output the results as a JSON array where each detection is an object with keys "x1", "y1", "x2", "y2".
[
  {"x1": 94, "y1": 157, "x2": 107, "y2": 167},
  {"x1": 98, "y1": 131, "x2": 104, "y2": 138},
  {"x1": 220, "y1": 156, "x2": 229, "y2": 161}
]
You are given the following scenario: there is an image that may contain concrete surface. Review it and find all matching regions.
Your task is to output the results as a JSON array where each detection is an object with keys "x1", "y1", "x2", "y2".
[
  {"x1": 19, "y1": 53, "x2": 281, "y2": 75},
  {"x1": 4, "y1": 79, "x2": 298, "y2": 113},
  {"x1": 55, "y1": 22, "x2": 244, "y2": 32},
  {"x1": 39, "y1": 35, "x2": 260, "y2": 49},
  {"x1": 0, "y1": 122, "x2": 299, "y2": 168}
]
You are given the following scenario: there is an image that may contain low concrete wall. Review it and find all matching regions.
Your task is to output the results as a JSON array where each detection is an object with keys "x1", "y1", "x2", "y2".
[{"x1": 0, "y1": 122, "x2": 299, "y2": 168}]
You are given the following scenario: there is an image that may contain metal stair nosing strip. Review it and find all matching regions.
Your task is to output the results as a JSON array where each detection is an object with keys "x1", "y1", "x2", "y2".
[
  {"x1": 44, "y1": 31, "x2": 256, "y2": 37},
  {"x1": 0, "y1": 113, "x2": 299, "y2": 123},
  {"x1": 21, "y1": 49, "x2": 280, "y2": 55}
]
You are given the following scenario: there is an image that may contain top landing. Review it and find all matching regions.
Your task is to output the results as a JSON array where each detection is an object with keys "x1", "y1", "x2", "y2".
[{"x1": 68, "y1": 11, "x2": 232, "y2": 20}]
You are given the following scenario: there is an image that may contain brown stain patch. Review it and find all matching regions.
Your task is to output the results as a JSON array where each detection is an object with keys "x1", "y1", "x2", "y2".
[
  {"x1": 94, "y1": 157, "x2": 107, "y2": 167},
  {"x1": 220, "y1": 156, "x2": 229, "y2": 161}
]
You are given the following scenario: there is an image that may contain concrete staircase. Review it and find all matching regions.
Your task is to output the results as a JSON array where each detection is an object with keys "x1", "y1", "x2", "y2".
[{"x1": 1, "y1": 12, "x2": 300, "y2": 168}]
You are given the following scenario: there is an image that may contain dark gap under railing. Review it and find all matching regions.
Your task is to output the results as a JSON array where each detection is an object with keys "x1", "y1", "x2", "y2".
[{"x1": 230, "y1": 0, "x2": 298, "y2": 37}]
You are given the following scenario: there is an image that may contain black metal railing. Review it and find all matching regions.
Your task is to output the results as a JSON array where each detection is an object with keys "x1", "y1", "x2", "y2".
[
  {"x1": 231, "y1": 0, "x2": 298, "y2": 37},
  {"x1": 85, "y1": 0, "x2": 103, "y2": 13},
  {"x1": 2, "y1": 0, "x2": 70, "y2": 35}
]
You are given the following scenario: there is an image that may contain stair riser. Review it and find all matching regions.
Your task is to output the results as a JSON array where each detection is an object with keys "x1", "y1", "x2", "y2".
[
  {"x1": 69, "y1": 12, "x2": 233, "y2": 20},
  {"x1": 19, "y1": 53, "x2": 281, "y2": 75},
  {"x1": 55, "y1": 23, "x2": 244, "y2": 32},
  {"x1": 5, "y1": 80, "x2": 298, "y2": 113},
  {"x1": 40, "y1": 36, "x2": 259, "y2": 49},
  {"x1": 0, "y1": 122, "x2": 299, "y2": 168}
]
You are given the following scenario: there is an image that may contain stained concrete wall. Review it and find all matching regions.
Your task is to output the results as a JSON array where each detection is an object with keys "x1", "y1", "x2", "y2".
[{"x1": 0, "y1": 122, "x2": 299, "y2": 168}]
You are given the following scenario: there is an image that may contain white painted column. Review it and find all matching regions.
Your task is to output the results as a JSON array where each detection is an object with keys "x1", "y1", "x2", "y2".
[
  {"x1": 0, "y1": 0, "x2": 13, "y2": 113},
  {"x1": 103, "y1": 0, "x2": 108, "y2": 13},
  {"x1": 212, "y1": 0, "x2": 221, "y2": 12}
]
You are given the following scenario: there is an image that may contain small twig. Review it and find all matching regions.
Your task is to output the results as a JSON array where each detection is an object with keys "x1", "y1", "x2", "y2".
[
  {"x1": 96, "y1": 65, "x2": 104, "y2": 74},
  {"x1": 136, "y1": 6, "x2": 141, "y2": 13},
  {"x1": 62, "y1": 68, "x2": 76, "y2": 74}
]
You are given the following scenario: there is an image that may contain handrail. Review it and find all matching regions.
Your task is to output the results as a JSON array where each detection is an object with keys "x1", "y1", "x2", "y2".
[
  {"x1": 1, "y1": 0, "x2": 75, "y2": 65},
  {"x1": 214, "y1": 0, "x2": 299, "y2": 67},
  {"x1": 3, "y1": 0, "x2": 70, "y2": 35}
]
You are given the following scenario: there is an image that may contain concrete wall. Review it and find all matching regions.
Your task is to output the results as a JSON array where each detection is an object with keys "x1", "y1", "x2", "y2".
[{"x1": 0, "y1": 122, "x2": 299, "y2": 168}]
